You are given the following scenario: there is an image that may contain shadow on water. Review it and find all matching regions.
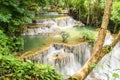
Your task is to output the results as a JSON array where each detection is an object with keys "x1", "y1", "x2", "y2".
[{"x1": 22, "y1": 35, "x2": 46, "y2": 51}]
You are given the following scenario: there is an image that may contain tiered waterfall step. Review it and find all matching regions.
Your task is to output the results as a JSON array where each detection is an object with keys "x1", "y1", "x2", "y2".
[{"x1": 23, "y1": 16, "x2": 76, "y2": 35}]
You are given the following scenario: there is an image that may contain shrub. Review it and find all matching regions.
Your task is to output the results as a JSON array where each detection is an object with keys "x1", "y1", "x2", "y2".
[
  {"x1": 81, "y1": 28, "x2": 95, "y2": 46},
  {"x1": 60, "y1": 31, "x2": 70, "y2": 43},
  {"x1": 8, "y1": 36, "x2": 24, "y2": 52},
  {"x1": 0, "y1": 54, "x2": 63, "y2": 80},
  {"x1": 0, "y1": 0, "x2": 35, "y2": 53},
  {"x1": 0, "y1": 29, "x2": 24, "y2": 54},
  {"x1": 0, "y1": 30, "x2": 9, "y2": 55},
  {"x1": 57, "y1": 8, "x2": 63, "y2": 13}
]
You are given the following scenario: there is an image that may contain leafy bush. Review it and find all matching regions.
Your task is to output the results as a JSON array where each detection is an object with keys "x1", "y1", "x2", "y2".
[
  {"x1": 81, "y1": 28, "x2": 95, "y2": 46},
  {"x1": 0, "y1": 29, "x2": 24, "y2": 54},
  {"x1": 8, "y1": 36, "x2": 24, "y2": 52},
  {"x1": 0, "y1": 54, "x2": 63, "y2": 80},
  {"x1": 0, "y1": 0, "x2": 36, "y2": 53},
  {"x1": 60, "y1": 31, "x2": 70, "y2": 43},
  {"x1": 0, "y1": 30, "x2": 9, "y2": 55},
  {"x1": 0, "y1": 30, "x2": 62, "y2": 80},
  {"x1": 57, "y1": 8, "x2": 63, "y2": 13}
]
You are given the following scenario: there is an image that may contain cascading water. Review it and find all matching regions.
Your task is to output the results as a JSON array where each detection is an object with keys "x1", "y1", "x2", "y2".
[
  {"x1": 23, "y1": 16, "x2": 76, "y2": 35},
  {"x1": 22, "y1": 43, "x2": 91, "y2": 78},
  {"x1": 22, "y1": 13, "x2": 118, "y2": 79},
  {"x1": 103, "y1": 34, "x2": 113, "y2": 46},
  {"x1": 86, "y1": 35, "x2": 120, "y2": 80}
]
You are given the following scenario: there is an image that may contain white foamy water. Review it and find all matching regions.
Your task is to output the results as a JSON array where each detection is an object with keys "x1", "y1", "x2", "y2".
[
  {"x1": 23, "y1": 17, "x2": 76, "y2": 35},
  {"x1": 23, "y1": 43, "x2": 91, "y2": 78},
  {"x1": 86, "y1": 35, "x2": 120, "y2": 80},
  {"x1": 23, "y1": 34, "x2": 120, "y2": 80}
]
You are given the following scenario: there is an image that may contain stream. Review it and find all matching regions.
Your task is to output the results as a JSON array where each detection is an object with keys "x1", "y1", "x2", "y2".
[{"x1": 22, "y1": 16, "x2": 120, "y2": 80}]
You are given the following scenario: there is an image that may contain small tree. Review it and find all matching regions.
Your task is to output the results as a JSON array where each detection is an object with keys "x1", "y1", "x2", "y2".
[{"x1": 60, "y1": 31, "x2": 69, "y2": 43}]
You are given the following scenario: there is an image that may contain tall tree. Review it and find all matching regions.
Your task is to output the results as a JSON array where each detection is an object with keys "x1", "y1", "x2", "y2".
[
  {"x1": 85, "y1": 0, "x2": 105, "y2": 27},
  {"x1": 111, "y1": 1, "x2": 120, "y2": 33},
  {"x1": 68, "y1": 0, "x2": 114, "y2": 79}
]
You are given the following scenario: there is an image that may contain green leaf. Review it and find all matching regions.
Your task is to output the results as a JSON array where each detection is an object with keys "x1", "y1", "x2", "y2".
[
  {"x1": 0, "y1": 54, "x2": 2, "y2": 59},
  {"x1": 17, "y1": 73, "x2": 22, "y2": 77},
  {"x1": 25, "y1": 75, "x2": 31, "y2": 79},
  {"x1": 113, "y1": 73, "x2": 119, "y2": 78},
  {"x1": 90, "y1": 63, "x2": 98, "y2": 68}
]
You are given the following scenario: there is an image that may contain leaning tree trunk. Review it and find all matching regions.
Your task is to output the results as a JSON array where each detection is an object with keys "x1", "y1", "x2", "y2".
[{"x1": 68, "y1": 0, "x2": 113, "y2": 80}]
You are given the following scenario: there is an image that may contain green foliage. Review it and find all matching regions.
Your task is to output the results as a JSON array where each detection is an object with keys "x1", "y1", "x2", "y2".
[
  {"x1": 111, "y1": 1, "x2": 120, "y2": 24},
  {"x1": 8, "y1": 36, "x2": 24, "y2": 52},
  {"x1": 69, "y1": 0, "x2": 87, "y2": 21},
  {"x1": 85, "y1": 0, "x2": 105, "y2": 27},
  {"x1": 110, "y1": 1, "x2": 120, "y2": 33},
  {"x1": 90, "y1": 63, "x2": 98, "y2": 68},
  {"x1": 0, "y1": 0, "x2": 34, "y2": 33},
  {"x1": 29, "y1": 3, "x2": 41, "y2": 15},
  {"x1": 70, "y1": 77, "x2": 79, "y2": 80},
  {"x1": 60, "y1": 31, "x2": 70, "y2": 43},
  {"x1": 0, "y1": 0, "x2": 38, "y2": 52},
  {"x1": 0, "y1": 29, "x2": 24, "y2": 53},
  {"x1": 36, "y1": 0, "x2": 49, "y2": 8},
  {"x1": 104, "y1": 45, "x2": 113, "y2": 53},
  {"x1": 0, "y1": 54, "x2": 63, "y2": 80},
  {"x1": 112, "y1": 73, "x2": 119, "y2": 79},
  {"x1": 0, "y1": 30, "x2": 9, "y2": 55},
  {"x1": 104, "y1": 68, "x2": 120, "y2": 80},
  {"x1": 57, "y1": 8, "x2": 63, "y2": 13},
  {"x1": 81, "y1": 28, "x2": 95, "y2": 46}
]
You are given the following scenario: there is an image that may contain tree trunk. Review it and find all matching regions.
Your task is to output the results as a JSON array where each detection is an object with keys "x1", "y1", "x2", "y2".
[
  {"x1": 68, "y1": 0, "x2": 113, "y2": 80},
  {"x1": 95, "y1": 0, "x2": 101, "y2": 28},
  {"x1": 79, "y1": 8, "x2": 81, "y2": 21},
  {"x1": 113, "y1": 23, "x2": 118, "y2": 33},
  {"x1": 86, "y1": 3, "x2": 90, "y2": 25}
]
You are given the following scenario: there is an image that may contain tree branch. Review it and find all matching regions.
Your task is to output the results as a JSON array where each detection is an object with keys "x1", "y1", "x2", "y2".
[{"x1": 67, "y1": 0, "x2": 114, "y2": 80}]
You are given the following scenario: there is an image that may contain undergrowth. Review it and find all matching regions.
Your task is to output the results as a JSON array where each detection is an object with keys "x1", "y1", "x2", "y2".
[{"x1": 0, "y1": 54, "x2": 63, "y2": 80}]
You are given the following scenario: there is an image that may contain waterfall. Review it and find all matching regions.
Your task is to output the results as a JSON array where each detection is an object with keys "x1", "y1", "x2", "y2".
[
  {"x1": 21, "y1": 43, "x2": 91, "y2": 78},
  {"x1": 21, "y1": 33, "x2": 120, "y2": 79},
  {"x1": 86, "y1": 35, "x2": 120, "y2": 80},
  {"x1": 23, "y1": 16, "x2": 76, "y2": 35},
  {"x1": 103, "y1": 34, "x2": 113, "y2": 46}
]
